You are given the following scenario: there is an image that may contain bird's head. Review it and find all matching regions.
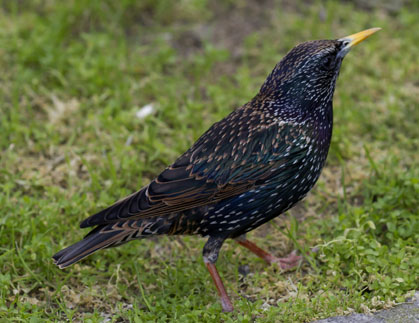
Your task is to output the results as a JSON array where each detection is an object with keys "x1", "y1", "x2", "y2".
[{"x1": 259, "y1": 28, "x2": 381, "y2": 115}]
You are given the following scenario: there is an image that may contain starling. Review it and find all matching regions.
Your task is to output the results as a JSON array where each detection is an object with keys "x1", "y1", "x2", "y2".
[{"x1": 53, "y1": 28, "x2": 380, "y2": 312}]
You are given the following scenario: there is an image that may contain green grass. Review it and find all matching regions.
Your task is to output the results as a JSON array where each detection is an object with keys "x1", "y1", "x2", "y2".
[{"x1": 1, "y1": 0, "x2": 418, "y2": 321}]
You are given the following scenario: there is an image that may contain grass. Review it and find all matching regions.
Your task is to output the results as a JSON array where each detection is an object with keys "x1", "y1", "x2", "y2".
[{"x1": 0, "y1": 0, "x2": 418, "y2": 321}]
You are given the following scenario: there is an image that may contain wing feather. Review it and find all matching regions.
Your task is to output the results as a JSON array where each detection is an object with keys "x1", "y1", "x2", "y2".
[{"x1": 80, "y1": 105, "x2": 312, "y2": 228}]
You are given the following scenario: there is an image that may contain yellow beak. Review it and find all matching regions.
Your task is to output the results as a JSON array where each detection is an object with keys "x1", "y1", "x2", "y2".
[{"x1": 339, "y1": 27, "x2": 381, "y2": 48}]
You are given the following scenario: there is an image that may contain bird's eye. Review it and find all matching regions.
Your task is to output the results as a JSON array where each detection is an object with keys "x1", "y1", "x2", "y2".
[
  {"x1": 341, "y1": 40, "x2": 350, "y2": 48},
  {"x1": 321, "y1": 56, "x2": 335, "y2": 70}
]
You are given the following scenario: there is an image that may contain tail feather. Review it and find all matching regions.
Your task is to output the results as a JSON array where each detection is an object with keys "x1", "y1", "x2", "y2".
[
  {"x1": 52, "y1": 227, "x2": 127, "y2": 269},
  {"x1": 53, "y1": 216, "x2": 175, "y2": 268}
]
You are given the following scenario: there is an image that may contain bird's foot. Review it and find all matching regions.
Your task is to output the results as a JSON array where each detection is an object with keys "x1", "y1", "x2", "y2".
[
  {"x1": 236, "y1": 238, "x2": 302, "y2": 270},
  {"x1": 220, "y1": 296, "x2": 234, "y2": 312},
  {"x1": 236, "y1": 237, "x2": 318, "y2": 271},
  {"x1": 268, "y1": 251, "x2": 302, "y2": 271},
  {"x1": 269, "y1": 247, "x2": 319, "y2": 270}
]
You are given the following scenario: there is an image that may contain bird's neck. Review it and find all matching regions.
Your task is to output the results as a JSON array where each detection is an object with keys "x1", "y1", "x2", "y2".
[
  {"x1": 257, "y1": 95, "x2": 334, "y2": 126},
  {"x1": 254, "y1": 95, "x2": 334, "y2": 150}
]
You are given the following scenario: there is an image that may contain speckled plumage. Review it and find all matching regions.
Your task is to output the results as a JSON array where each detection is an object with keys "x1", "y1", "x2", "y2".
[{"x1": 53, "y1": 28, "x2": 380, "y2": 312}]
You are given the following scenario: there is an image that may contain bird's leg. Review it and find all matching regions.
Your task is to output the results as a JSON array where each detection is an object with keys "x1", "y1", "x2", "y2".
[
  {"x1": 235, "y1": 235, "x2": 302, "y2": 270},
  {"x1": 203, "y1": 237, "x2": 234, "y2": 312}
]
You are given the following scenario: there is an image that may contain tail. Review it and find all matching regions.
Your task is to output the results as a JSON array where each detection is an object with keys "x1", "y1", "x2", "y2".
[
  {"x1": 52, "y1": 225, "x2": 127, "y2": 268},
  {"x1": 53, "y1": 217, "x2": 174, "y2": 269}
]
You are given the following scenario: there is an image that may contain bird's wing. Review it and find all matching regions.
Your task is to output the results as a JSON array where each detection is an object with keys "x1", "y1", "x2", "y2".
[{"x1": 80, "y1": 106, "x2": 313, "y2": 228}]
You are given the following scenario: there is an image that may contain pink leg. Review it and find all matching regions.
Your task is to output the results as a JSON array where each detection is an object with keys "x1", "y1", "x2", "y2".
[
  {"x1": 237, "y1": 238, "x2": 302, "y2": 270},
  {"x1": 205, "y1": 262, "x2": 234, "y2": 312}
]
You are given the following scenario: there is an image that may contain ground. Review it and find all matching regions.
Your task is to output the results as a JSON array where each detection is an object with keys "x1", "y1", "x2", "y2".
[
  {"x1": 0, "y1": 0, "x2": 418, "y2": 322},
  {"x1": 314, "y1": 291, "x2": 419, "y2": 322}
]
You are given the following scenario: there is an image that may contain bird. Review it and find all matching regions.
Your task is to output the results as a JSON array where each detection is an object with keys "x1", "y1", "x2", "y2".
[{"x1": 53, "y1": 28, "x2": 381, "y2": 312}]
